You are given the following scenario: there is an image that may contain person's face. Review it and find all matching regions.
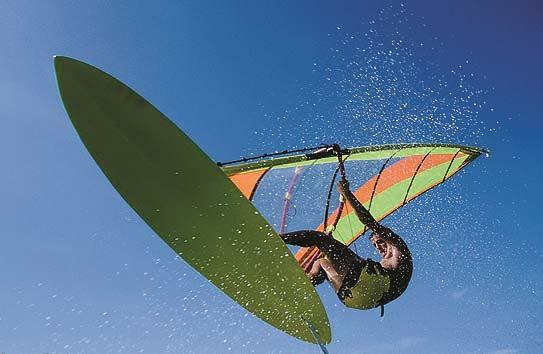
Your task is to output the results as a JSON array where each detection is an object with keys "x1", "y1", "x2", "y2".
[{"x1": 370, "y1": 235, "x2": 388, "y2": 258}]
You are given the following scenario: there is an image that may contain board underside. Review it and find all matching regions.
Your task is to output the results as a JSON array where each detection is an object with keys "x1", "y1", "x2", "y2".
[{"x1": 54, "y1": 56, "x2": 330, "y2": 344}]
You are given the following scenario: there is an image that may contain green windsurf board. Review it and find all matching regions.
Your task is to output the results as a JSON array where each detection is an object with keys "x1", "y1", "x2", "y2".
[{"x1": 54, "y1": 56, "x2": 331, "y2": 344}]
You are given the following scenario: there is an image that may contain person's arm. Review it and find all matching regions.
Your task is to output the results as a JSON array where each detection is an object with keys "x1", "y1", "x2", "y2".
[
  {"x1": 337, "y1": 180, "x2": 382, "y2": 231},
  {"x1": 338, "y1": 180, "x2": 411, "y2": 258},
  {"x1": 337, "y1": 180, "x2": 397, "y2": 240}
]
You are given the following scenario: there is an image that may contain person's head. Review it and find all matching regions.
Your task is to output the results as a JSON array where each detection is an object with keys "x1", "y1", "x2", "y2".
[
  {"x1": 369, "y1": 232, "x2": 412, "y2": 271},
  {"x1": 370, "y1": 230, "x2": 413, "y2": 301}
]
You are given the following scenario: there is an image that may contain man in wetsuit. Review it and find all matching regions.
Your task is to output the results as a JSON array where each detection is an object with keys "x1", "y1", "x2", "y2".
[{"x1": 280, "y1": 180, "x2": 413, "y2": 312}]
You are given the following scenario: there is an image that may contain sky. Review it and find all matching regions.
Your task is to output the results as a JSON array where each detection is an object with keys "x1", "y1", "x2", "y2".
[{"x1": 1, "y1": 1, "x2": 542, "y2": 353}]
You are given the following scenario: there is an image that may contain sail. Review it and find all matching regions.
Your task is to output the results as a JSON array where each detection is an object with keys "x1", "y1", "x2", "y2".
[{"x1": 222, "y1": 144, "x2": 484, "y2": 269}]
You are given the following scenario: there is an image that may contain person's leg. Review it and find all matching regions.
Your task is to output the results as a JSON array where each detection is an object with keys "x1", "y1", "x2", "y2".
[
  {"x1": 307, "y1": 258, "x2": 327, "y2": 285},
  {"x1": 280, "y1": 230, "x2": 358, "y2": 276},
  {"x1": 307, "y1": 260, "x2": 328, "y2": 286},
  {"x1": 314, "y1": 236, "x2": 358, "y2": 275},
  {"x1": 280, "y1": 230, "x2": 323, "y2": 247},
  {"x1": 308, "y1": 258, "x2": 344, "y2": 291}
]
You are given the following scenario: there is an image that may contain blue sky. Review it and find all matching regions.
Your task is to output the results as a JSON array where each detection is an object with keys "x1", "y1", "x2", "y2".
[{"x1": 1, "y1": 1, "x2": 542, "y2": 353}]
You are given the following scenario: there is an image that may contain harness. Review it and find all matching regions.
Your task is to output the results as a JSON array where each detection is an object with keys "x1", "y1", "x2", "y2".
[{"x1": 337, "y1": 257, "x2": 387, "y2": 316}]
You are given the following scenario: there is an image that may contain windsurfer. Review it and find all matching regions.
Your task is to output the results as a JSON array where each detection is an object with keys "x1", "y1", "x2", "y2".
[{"x1": 280, "y1": 180, "x2": 413, "y2": 313}]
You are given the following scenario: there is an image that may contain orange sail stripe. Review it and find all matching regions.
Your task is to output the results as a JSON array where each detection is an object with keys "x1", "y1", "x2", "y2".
[
  {"x1": 332, "y1": 155, "x2": 470, "y2": 248},
  {"x1": 294, "y1": 153, "x2": 463, "y2": 265},
  {"x1": 228, "y1": 169, "x2": 269, "y2": 200}
]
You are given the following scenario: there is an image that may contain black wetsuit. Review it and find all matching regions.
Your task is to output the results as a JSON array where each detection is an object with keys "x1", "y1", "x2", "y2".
[{"x1": 281, "y1": 227, "x2": 412, "y2": 310}]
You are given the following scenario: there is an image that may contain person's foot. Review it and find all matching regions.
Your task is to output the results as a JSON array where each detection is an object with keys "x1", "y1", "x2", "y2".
[
  {"x1": 309, "y1": 268, "x2": 327, "y2": 286},
  {"x1": 280, "y1": 231, "x2": 321, "y2": 247}
]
